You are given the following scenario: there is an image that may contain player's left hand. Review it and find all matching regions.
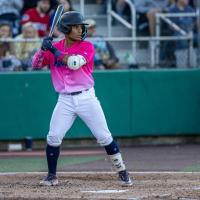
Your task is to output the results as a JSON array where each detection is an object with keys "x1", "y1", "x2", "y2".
[
  {"x1": 41, "y1": 37, "x2": 53, "y2": 51},
  {"x1": 41, "y1": 37, "x2": 61, "y2": 58}
]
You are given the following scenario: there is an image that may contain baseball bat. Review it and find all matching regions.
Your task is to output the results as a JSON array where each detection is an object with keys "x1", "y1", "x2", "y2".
[{"x1": 49, "y1": 5, "x2": 64, "y2": 37}]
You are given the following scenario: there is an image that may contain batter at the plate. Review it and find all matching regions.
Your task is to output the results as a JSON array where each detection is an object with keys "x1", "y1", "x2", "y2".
[{"x1": 32, "y1": 11, "x2": 132, "y2": 187}]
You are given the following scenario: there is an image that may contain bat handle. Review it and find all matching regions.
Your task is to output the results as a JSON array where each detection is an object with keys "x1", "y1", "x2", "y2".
[{"x1": 49, "y1": 31, "x2": 53, "y2": 38}]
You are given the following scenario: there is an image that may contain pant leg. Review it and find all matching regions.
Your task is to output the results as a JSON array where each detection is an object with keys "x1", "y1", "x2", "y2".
[
  {"x1": 47, "y1": 94, "x2": 76, "y2": 146},
  {"x1": 76, "y1": 88, "x2": 113, "y2": 146},
  {"x1": 76, "y1": 89, "x2": 127, "y2": 173}
]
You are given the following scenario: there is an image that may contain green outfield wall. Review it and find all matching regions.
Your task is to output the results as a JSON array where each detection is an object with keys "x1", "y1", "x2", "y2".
[{"x1": 0, "y1": 69, "x2": 200, "y2": 140}]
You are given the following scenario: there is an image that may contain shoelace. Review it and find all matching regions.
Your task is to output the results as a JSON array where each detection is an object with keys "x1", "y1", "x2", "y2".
[{"x1": 46, "y1": 174, "x2": 57, "y2": 181}]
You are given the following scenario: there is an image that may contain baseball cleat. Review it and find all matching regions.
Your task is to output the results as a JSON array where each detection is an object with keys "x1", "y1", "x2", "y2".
[
  {"x1": 118, "y1": 170, "x2": 133, "y2": 186},
  {"x1": 39, "y1": 174, "x2": 58, "y2": 186}
]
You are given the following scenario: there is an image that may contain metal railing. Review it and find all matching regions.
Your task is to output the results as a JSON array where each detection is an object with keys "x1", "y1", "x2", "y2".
[
  {"x1": 155, "y1": 12, "x2": 198, "y2": 67},
  {"x1": 107, "y1": 0, "x2": 137, "y2": 63},
  {"x1": 1, "y1": 1, "x2": 199, "y2": 70},
  {"x1": 76, "y1": 0, "x2": 137, "y2": 65},
  {"x1": 0, "y1": 36, "x2": 192, "y2": 43},
  {"x1": 79, "y1": 0, "x2": 85, "y2": 16},
  {"x1": 75, "y1": 0, "x2": 197, "y2": 68},
  {"x1": 0, "y1": 35, "x2": 194, "y2": 68}
]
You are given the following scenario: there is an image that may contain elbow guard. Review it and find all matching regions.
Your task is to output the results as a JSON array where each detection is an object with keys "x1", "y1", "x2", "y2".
[{"x1": 67, "y1": 55, "x2": 86, "y2": 70}]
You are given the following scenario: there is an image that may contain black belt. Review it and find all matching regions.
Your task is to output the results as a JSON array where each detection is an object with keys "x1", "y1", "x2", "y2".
[{"x1": 67, "y1": 89, "x2": 89, "y2": 96}]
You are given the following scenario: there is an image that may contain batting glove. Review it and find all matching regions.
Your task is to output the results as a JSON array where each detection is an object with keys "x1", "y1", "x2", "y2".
[{"x1": 41, "y1": 37, "x2": 61, "y2": 57}]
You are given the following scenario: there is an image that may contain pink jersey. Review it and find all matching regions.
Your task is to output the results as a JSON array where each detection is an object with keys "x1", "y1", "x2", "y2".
[{"x1": 32, "y1": 39, "x2": 95, "y2": 93}]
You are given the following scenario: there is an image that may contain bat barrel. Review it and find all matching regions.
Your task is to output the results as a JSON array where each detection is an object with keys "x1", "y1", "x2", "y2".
[{"x1": 49, "y1": 5, "x2": 64, "y2": 37}]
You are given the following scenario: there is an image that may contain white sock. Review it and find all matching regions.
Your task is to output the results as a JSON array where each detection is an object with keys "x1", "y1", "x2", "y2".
[{"x1": 109, "y1": 152, "x2": 126, "y2": 172}]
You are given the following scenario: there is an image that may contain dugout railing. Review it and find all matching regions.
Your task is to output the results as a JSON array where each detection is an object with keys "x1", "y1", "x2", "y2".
[
  {"x1": 0, "y1": 1, "x2": 199, "y2": 69},
  {"x1": 107, "y1": 0, "x2": 137, "y2": 62},
  {"x1": 75, "y1": 0, "x2": 199, "y2": 68},
  {"x1": 0, "y1": 35, "x2": 195, "y2": 69},
  {"x1": 155, "y1": 12, "x2": 198, "y2": 68}
]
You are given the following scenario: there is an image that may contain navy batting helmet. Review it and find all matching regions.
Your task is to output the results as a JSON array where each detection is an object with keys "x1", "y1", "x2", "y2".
[{"x1": 57, "y1": 11, "x2": 88, "y2": 39}]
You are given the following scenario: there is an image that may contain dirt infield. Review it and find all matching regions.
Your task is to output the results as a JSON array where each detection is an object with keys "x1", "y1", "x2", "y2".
[{"x1": 0, "y1": 172, "x2": 199, "y2": 200}]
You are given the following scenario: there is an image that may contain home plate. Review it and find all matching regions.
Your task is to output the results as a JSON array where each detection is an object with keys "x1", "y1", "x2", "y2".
[
  {"x1": 192, "y1": 186, "x2": 200, "y2": 190},
  {"x1": 82, "y1": 189, "x2": 129, "y2": 194}
]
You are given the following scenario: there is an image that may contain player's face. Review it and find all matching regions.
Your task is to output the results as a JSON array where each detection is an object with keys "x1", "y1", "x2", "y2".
[
  {"x1": 23, "y1": 26, "x2": 37, "y2": 38},
  {"x1": 0, "y1": 25, "x2": 11, "y2": 38},
  {"x1": 68, "y1": 25, "x2": 83, "y2": 41},
  {"x1": 38, "y1": 0, "x2": 50, "y2": 14},
  {"x1": 87, "y1": 26, "x2": 95, "y2": 37},
  {"x1": 178, "y1": 0, "x2": 189, "y2": 6}
]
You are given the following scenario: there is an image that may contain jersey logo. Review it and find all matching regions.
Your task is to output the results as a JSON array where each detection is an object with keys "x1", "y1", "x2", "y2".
[{"x1": 22, "y1": 14, "x2": 30, "y2": 21}]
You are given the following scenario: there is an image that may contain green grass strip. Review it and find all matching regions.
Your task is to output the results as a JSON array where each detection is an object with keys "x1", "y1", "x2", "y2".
[
  {"x1": 183, "y1": 163, "x2": 200, "y2": 172},
  {"x1": 0, "y1": 155, "x2": 104, "y2": 172}
]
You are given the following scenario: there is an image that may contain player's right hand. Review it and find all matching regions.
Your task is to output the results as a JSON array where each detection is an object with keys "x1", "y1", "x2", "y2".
[{"x1": 41, "y1": 37, "x2": 53, "y2": 51}]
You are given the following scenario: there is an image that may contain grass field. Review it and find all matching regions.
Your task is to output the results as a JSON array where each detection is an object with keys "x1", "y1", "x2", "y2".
[{"x1": 0, "y1": 155, "x2": 104, "y2": 172}]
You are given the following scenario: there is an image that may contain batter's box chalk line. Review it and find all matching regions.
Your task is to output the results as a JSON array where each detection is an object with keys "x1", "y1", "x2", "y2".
[
  {"x1": 192, "y1": 186, "x2": 200, "y2": 190},
  {"x1": 129, "y1": 193, "x2": 172, "y2": 200},
  {"x1": 176, "y1": 186, "x2": 200, "y2": 191},
  {"x1": 81, "y1": 189, "x2": 129, "y2": 194},
  {"x1": 1, "y1": 171, "x2": 200, "y2": 175},
  {"x1": 126, "y1": 198, "x2": 141, "y2": 200},
  {"x1": 178, "y1": 198, "x2": 199, "y2": 200}
]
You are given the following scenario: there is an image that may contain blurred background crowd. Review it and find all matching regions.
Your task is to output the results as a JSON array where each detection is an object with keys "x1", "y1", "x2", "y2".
[{"x1": 0, "y1": 0, "x2": 198, "y2": 72}]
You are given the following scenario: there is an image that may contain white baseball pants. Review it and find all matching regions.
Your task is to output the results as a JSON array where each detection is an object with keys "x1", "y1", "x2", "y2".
[{"x1": 47, "y1": 87, "x2": 113, "y2": 147}]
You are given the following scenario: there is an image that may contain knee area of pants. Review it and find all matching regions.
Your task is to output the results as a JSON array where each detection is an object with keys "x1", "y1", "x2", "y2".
[
  {"x1": 47, "y1": 135, "x2": 62, "y2": 147},
  {"x1": 98, "y1": 135, "x2": 113, "y2": 146}
]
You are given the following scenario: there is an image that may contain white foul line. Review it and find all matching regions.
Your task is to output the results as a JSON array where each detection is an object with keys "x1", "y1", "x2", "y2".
[{"x1": 0, "y1": 171, "x2": 200, "y2": 175}]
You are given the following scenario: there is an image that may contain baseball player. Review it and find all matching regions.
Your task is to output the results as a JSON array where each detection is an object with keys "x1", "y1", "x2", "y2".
[{"x1": 32, "y1": 11, "x2": 133, "y2": 187}]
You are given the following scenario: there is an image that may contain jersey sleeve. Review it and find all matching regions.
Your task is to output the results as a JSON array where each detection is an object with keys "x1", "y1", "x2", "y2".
[{"x1": 32, "y1": 49, "x2": 50, "y2": 69}]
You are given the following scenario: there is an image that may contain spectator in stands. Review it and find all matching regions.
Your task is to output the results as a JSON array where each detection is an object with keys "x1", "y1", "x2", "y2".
[
  {"x1": 14, "y1": 22, "x2": 41, "y2": 71},
  {"x1": 0, "y1": 21, "x2": 21, "y2": 72},
  {"x1": 21, "y1": 0, "x2": 51, "y2": 38},
  {"x1": 168, "y1": 0, "x2": 196, "y2": 49},
  {"x1": 49, "y1": 0, "x2": 73, "y2": 38},
  {"x1": 189, "y1": 0, "x2": 196, "y2": 8},
  {"x1": 113, "y1": 0, "x2": 131, "y2": 22},
  {"x1": 85, "y1": 19, "x2": 119, "y2": 70},
  {"x1": 96, "y1": 0, "x2": 104, "y2": 4},
  {"x1": 0, "y1": 21, "x2": 13, "y2": 57},
  {"x1": 134, "y1": 0, "x2": 172, "y2": 36},
  {"x1": 21, "y1": 0, "x2": 38, "y2": 14},
  {"x1": 159, "y1": 0, "x2": 196, "y2": 68},
  {"x1": 0, "y1": 0, "x2": 24, "y2": 36},
  {"x1": 22, "y1": 0, "x2": 57, "y2": 14},
  {"x1": 85, "y1": 0, "x2": 105, "y2": 4}
]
